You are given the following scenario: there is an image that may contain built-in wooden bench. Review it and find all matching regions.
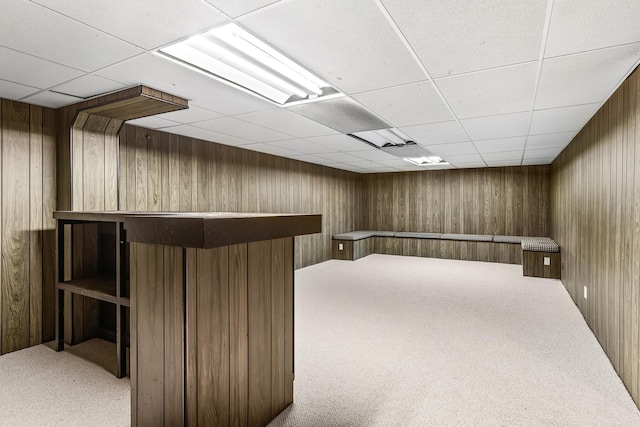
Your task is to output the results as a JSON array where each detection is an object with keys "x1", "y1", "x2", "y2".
[
  {"x1": 521, "y1": 237, "x2": 561, "y2": 279},
  {"x1": 332, "y1": 231, "x2": 560, "y2": 279}
]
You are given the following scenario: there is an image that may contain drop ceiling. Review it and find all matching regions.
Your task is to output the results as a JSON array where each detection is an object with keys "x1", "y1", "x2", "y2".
[{"x1": 2, "y1": 0, "x2": 640, "y2": 173}]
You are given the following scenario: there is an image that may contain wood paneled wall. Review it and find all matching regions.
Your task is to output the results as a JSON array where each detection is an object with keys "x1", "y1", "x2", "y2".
[
  {"x1": 550, "y1": 67, "x2": 640, "y2": 405},
  {"x1": 362, "y1": 166, "x2": 549, "y2": 236},
  {"x1": 70, "y1": 112, "x2": 120, "y2": 211},
  {"x1": 118, "y1": 125, "x2": 362, "y2": 269},
  {"x1": 0, "y1": 98, "x2": 56, "y2": 355},
  {"x1": 130, "y1": 238, "x2": 294, "y2": 426}
]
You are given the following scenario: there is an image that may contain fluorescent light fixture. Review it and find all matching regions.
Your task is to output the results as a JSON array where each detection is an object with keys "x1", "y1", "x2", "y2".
[
  {"x1": 348, "y1": 127, "x2": 412, "y2": 148},
  {"x1": 403, "y1": 156, "x2": 449, "y2": 166},
  {"x1": 157, "y1": 23, "x2": 342, "y2": 106},
  {"x1": 348, "y1": 127, "x2": 450, "y2": 167}
]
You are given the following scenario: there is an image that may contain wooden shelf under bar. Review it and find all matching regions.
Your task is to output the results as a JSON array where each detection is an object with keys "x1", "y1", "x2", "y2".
[{"x1": 57, "y1": 277, "x2": 130, "y2": 307}]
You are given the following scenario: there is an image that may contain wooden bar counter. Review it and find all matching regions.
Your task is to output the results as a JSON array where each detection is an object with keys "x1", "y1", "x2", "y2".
[{"x1": 123, "y1": 212, "x2": 321, "y2": 426}]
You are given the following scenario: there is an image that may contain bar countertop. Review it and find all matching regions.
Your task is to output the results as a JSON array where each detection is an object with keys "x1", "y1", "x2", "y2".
[{"x1": 54, "y1": 211, "x2": 322, "y2": 249}]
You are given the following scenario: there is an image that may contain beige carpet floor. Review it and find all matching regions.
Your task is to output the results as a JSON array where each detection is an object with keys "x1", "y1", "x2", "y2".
[
  {"x1": 1, "y1": 254, "x2": 638, "y2": 426},
  {"x1": 268, "y1": 255, "x2": 640, "y2": 426}
]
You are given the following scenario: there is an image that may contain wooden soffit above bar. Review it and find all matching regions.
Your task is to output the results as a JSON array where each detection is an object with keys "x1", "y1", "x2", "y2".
[{"x1": 73, "y1": 85, "x2": 188, "y2": 122}]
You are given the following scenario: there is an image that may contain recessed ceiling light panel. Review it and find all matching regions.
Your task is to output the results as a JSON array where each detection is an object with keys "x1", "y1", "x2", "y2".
[
  {"x1": 158, "y1": 23, "x2": 343, "y2": 106},
  {"x1": 403, "y1": 156, "x2": 449, "y2": 167}
]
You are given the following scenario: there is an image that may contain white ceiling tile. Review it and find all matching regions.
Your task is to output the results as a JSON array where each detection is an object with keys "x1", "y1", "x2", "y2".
[
  {"x1": 51, "y1": 75, "x2": 128, "y2": 98},
  {"x1": 450, "y1": 162, "x2": 487, "y2": 169},
  {"x1": 0, "y1": 46, "x2": 84, "y2": 89},
  {"x1": 545, "y1": 0, "x2": 640, "y2": 58},
  {"x1": 367, "y1": 165, "x2": 401, "y2": 172},
  {"x1": 154, "y1": 105, "x2": 224, "y2": 124},
  {"x1": 371, "y1": 159, "x2": 410, "y2": 168},
  {"x1": 1, "y1": 0, "x2": 142, "y2": 72},
  {"x1": 348, "y1": 160, "x2": 385, "y2": 168},
  {"x1": 351, "y1": 81, "x2": 454, "y2": 127},
  {"x1": 334, "y1": 166, "x2": 362, "y2": 173},
  {"x1": 313, "y1": 152, "x2": 367, "y2": 163},
  {"x1": 349, "y1": 150, "x2": 397, "y2": 162},
  {"x1": 33, "y1": 0, "x2": 226, "y2": 50},
  {"x1": 382, "y1": 0, "x2": 547, "y2": 77},
  {"x1": 420, "y1": 164, "x2": 456, "y2": 171},
  {"x1": 425, "y1": 141, "x2": 478, "y2": 156},
  {"x1": 194, "y1": 117, "x2": 292, "y2": 142},
  {"x1": 289, "y1": 154, "x2": 337, "y2": 166},
  {"x1": 482, "y1": 151, "x2": 523, "y2": 161},
  {"x1": 486, "y1": 160, "x2": 522, "y2": 167},
  {"x1": 522, "y1": 157, "x2": 555, "y2": 166},
  {"x1": 475, "y1": 136, "x2": 527, "y2": 154},
  {"x1": 238, "y1": 0, "x2": 425, "y2": 94},
  {"x1": 523, "y1": 147, "x2": 564, "y2": 160},
  {"x1": 127, "y1": 116, "x2": 180, "y2": 129},
  {"x1": 243, "y1": 143, "x2": 299, "y2": 158},
  {"x1": 163, "y1": 124, "x2": 254, "y2": 146},
  {"x1": 97, "y1": 54, "x2": 274, "y2": 115},
  {"x1": 526, "y1": 132, "x2": 576, "y2": 150},
  {"x1": 435, "y1": 62, "x2": 538, "y2": 119},
  {"x1": 21, "y1": 90, "x2": 82, "y2": 108},
  {"x1": 460, "y1": 112, "x2": 530, "y2": 140},
  {"x1": 530, "y1": 103, "x2": 600, "y2": 135},
  {"x1": 235, "y1": 109, "x2": 338, "y2": 138},
  {"x1": 535, "y1": 43, "x2": 640, "y2": 109},
  {"x1": 205, "y1": 0, "x2": 280, "y2": 18},
  {"x1": 0, "y1": 79, "x2": 40, "y2": 100},
  {"x1": 267, "y1": 139, "x2": 334, "y2": 155},
  {"x1": 443, "y1": 154, "x2": 484, "y2": 164},
  {"x1": 400, "y1": 121, "x2": 468, "y2": 146},
  {"x1": 305, "y1": 134, "x2": 369, "y2": 152}
]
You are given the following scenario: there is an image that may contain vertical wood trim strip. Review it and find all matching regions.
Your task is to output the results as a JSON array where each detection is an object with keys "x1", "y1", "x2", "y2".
[
  {"x1": 270, "y1": 238, "x2": 286, "y2": 417},
  {"x1": 185, "y1": 248, "x2": 198, "y2": 427},
  {"x1": 130, "y1": 242, "x2": 138, "y2": 427},
  {"x1": 248, "y1": 240, "x2": 272, "y2": 426},
  {"x1": 229, "y1": 243, "x2": 248, "y2": 427},
  {"x1": 196, "y1": 247, "x2": 230, "y2": 426},
  {"x1": 164, "y1": 246, "x2": 184, "y2": 426},
  {"x1": 42, "y1": 107, "x2": 56, "y2": 342},
  {"x1": 284, "y1": 237, "x2": 294, "y2": 405},
  {"x1": 29, "y1": 105, "x2": 43, "y2": 346}
]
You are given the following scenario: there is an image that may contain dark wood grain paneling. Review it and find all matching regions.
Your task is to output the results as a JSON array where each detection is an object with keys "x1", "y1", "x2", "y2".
[
  {"x1": 132, "y1": 237, "x2": 295, "y2": 425},
  {"x1": 164, "y1": 246, "x2": 184, "y2": 426},
  {"x1": 29, "y1": 105, "x2": 43, "y2": 346},
  {"x1": 332, "y1": 240, "x2": 354, "y2": 260},
  {"x1": 42, "y1": 107, "x2": 57, "y2": 343},
  {"x1": 1, "y1": 99, "x2": 30, "y2": 354},
  {"x1": 119, "y1": 124, "x2": 362, "y2": 269},
  {"x1": 196, "y1": 247, "x2": 230, "y2": 426},
  {"x1": 248, "y1": 240, "x2": 272, "y2": 427},
  {"x1": 271, "y1": 238, "x2": 286, "y2": 417},
  {"x1": 229, "y1": 243, "x2": 248, "y2": 426},
  {"x1": 283, "y1": 237, "x2": 294, "y2": 407},
  {"x1": 362, "y1": 166, "x2": 549, "y2": 237},
  {"x1": 550, "y1": 65, "x2": 640, "y2": 406},
  {"x1": 0, "y1": 99, "x2": 56, "y2": 355},
  {"x1": 133, "y1": 243, "x2": 164, "y2": 426}
]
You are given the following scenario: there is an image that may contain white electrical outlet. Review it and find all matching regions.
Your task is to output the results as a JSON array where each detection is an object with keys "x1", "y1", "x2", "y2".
[
  {"x1": 584, "y1": 286, "x2": 588, "y2": 299},
  {"x1": 544, "y1": 256, "x2": 550, "y2": 266},
  {"x1": 339, "y1": 243, "x2": 343, "y2": 251}
]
